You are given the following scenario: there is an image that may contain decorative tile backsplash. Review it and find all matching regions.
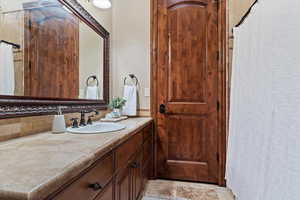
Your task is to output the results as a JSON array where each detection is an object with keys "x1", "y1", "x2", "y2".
[
  {"x1": 0, "y1": 109, "x2": 150, "y2": 142},
  {"x1": 0, "y1": 111, "x2": 107, "y2": 142}
]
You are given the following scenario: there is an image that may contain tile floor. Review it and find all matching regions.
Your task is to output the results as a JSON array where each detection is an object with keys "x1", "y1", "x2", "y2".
[{"x1": 143, "y1": 180, "x2": 235, "y2": 200}]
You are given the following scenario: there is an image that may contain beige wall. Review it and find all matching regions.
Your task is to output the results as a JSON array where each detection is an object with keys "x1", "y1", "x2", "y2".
[
  {"x1": 78, "y1": 0, "x2": 112, "y2": 32},
  {"x1": 79, "y1": 21, "x2": 104, "y2": 99},
  {"x1": 229, "y1": 0, "x2": 256, "y2": 30},
  {"x1": 112, "y1": 0, "x2": 150, "y2": 110}
]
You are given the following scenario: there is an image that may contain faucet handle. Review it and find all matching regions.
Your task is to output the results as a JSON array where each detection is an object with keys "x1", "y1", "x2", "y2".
[
  {"x1": 70, "y1": 118, "x2": 79, "y2": 128},
  {"x1": 88, "y1": 110, "x2": 99, "y2": 116},
  {"x1": 87, "y1": 115, "x2": 94, "y2": 125}
]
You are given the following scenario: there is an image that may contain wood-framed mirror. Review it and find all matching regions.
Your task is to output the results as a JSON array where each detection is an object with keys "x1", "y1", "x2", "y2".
[{"x1": 0, "y1": 0, "x2": 110, "y2": 119}]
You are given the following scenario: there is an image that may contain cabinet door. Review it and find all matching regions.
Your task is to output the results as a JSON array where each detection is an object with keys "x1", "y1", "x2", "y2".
[
  {"x1": 115, "y1": 166, "x2": 132, "y2": 200},
  {"x1": 132, "y1": 152, "x2": 143, "y2": 200}
]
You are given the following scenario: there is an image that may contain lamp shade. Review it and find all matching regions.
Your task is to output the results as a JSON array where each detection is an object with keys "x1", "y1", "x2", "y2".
[{"x1": 93, "y1": 0, "x2": 112, "y2": 9}]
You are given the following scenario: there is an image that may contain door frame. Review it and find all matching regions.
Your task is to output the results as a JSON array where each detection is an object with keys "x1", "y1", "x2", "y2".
[{"x1": 150, "y1": 0, "x2": 228, "y2": 186}]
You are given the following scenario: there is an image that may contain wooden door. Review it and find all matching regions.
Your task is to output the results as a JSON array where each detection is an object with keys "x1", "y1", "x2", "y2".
[
  {"x1": 24, "y1": 5, "x2": 79, "y2": 98},
  {"x1": 115, "y1": 166, "x2": 132, "y2": 200},
  {"x1": 156, "y1": 0, "x2": 220, "y2": 183}
]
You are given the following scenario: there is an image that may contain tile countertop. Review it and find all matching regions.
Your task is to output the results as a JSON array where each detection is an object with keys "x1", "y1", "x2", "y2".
[{"x1": 0, "y1": 117, "x2": 153, "y2": 200}]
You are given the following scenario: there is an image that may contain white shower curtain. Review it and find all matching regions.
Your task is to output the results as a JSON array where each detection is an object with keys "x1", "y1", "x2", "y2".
[
  {"x1": 227, "y1": 0, "x2": 300, "y2": 200},
  {"x1": 0, "y1": 43, "x2": 15, "y2": 95}
]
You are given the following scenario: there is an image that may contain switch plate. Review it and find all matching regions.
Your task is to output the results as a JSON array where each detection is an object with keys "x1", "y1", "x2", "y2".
[{"x1": 144, "y1": 88, "x2": 150, "y2": 97}]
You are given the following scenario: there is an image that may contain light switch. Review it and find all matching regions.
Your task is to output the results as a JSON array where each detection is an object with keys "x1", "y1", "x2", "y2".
[{"x1": 144, "y1": 88, "x2": 150, "y2": 97}]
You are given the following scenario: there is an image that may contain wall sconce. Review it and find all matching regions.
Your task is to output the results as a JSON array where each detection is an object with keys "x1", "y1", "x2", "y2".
[{"x1": 89, "y1": 0, "x2": 112, "y2": 9}]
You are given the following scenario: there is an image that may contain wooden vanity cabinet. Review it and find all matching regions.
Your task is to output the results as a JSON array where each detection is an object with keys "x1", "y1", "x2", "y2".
[
  {"x1": 49, "y1": 122, "x2": 153, "y2": 200},
  {"x1": 115, "y1": 133, "x2": 148, "y2": 200}
]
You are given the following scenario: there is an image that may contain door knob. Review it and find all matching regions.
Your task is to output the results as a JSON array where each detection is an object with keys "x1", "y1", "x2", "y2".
[
  {"x1": 88, "y1": 183, "x2": 102, "y2": 191},
  {"x1": 159, "y1": 104, "x2": 166, "y2": 114},
  {"x1": 130, "y1": 162, "x2": 139, "y2": 168}
]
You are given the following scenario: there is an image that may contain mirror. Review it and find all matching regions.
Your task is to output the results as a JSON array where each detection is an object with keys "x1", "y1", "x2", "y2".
[{"x1": 0, "y1": 0, "x2": 108, "y2": 101}]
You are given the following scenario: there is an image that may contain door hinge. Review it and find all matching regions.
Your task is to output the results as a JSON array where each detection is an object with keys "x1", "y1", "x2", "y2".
[
  {"x1": 29, "y1": 19, "x2": 32, "y2": 30},
  {"x1": 217, "y1": 101, "x2": 220, "y2": 111},
  {"x1": 216, "y1": 51, "x2": 219, "y2": 61}
]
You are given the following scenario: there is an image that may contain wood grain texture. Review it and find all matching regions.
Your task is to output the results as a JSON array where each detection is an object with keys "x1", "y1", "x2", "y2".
[
  {"x1": 154, "y1": 0, "x2": 224, "y2": 184},
  {"x1": 115, "y1": 133, "x2": 143, "y2": 171},
  {"x1": 218, "y1": 0, "x2": 228, "y2": 186},
  {"x1": 24, "y1": 6, "x2": 79, "y2": 98}
]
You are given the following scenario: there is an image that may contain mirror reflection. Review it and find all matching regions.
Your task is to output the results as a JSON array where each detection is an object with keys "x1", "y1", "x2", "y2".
[{"x1": 0, "y1": 0, "x2": 104, "y2": 100}]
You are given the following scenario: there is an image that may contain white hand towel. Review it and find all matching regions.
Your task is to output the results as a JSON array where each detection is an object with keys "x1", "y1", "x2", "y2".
[
  {"x1": 0, "y1": 43, "x2": 15, "y2": 95},
  {"x1": 85, "y1": 86, "x2": 99, "y2": 100},
  {"x1": 122, "y1": 85, "x2": 137, "y2": 116}
]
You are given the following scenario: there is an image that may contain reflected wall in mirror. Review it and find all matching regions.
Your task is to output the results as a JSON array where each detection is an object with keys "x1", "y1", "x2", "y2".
[{"x1": 0, "y1": 0, "x2": 105, "y2": 100}]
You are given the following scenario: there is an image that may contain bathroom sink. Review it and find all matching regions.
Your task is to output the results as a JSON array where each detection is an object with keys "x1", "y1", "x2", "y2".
[{"x1": 67, "y1": 122, "x2": 126, "y2": 134}]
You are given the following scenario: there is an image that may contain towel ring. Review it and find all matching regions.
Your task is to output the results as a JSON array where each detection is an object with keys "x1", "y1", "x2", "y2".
[
  {"x1": 124, "y1": 74, "x2": 139, "y2": 86},
  {"x1": 86, "y1": 75, "x2": 99, "y2": 86}
]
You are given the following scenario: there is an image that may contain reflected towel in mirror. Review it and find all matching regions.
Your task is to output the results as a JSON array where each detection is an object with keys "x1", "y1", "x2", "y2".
[
  {"x1": 0, "y1": 43, "x2": 15, "y2": 95},
  {"x1": 85, "y1": 86, "x2": 100, "y2": 100}
]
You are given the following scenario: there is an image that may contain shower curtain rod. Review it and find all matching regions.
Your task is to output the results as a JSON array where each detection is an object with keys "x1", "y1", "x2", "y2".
[{"x1": 0, "y1": 40, "x2": 21, "y2": 49}]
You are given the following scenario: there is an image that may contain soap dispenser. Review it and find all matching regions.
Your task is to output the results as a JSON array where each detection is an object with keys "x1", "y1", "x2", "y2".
[{"x1": 52, "y1": 106, "x2": 66, "y2": 134}]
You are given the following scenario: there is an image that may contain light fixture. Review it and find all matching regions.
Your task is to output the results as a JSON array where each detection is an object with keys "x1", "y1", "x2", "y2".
[{"x1": 92, "y1": 0, "x2": 112, "y2": 9}]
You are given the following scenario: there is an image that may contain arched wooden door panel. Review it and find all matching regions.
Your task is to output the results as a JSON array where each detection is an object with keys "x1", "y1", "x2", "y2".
[{"x1": 156, "y1": 0, "x2": 220, "y2": 183}]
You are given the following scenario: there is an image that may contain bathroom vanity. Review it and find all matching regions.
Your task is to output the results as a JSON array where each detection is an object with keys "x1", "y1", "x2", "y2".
[{"x1": 0, "y1": 118, "x2": 154, "y2": 200}]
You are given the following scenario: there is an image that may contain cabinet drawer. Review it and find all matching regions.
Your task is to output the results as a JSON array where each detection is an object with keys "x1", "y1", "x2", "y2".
[
  {"x1": 116, "y1": 132, "x2": 143, "y2": 170},
  {"x1": 52, "y1": 153, "x2": 114, "y2": 200},
  {"x1": 143, "y1": 124, "x2": 152, "y2": 141},
  {"x1": 142, "y1": 138, "x2": 153, "y2": 166}
]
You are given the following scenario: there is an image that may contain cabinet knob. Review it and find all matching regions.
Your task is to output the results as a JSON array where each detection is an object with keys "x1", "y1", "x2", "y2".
[
  {"x1": 88, "y1": 183, "x2": 102, "y2": 191},
  {"x1": 130, "y1": 162, "x2": 139, "y2": 168},
  {"x1": 159, "y1": 104, "x2": 166, "y2": 114}
]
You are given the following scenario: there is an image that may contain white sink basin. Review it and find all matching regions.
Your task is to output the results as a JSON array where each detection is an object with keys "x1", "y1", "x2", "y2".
[{"x1": 67, "y1": 122, "x2": 126, "y2": 134}]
